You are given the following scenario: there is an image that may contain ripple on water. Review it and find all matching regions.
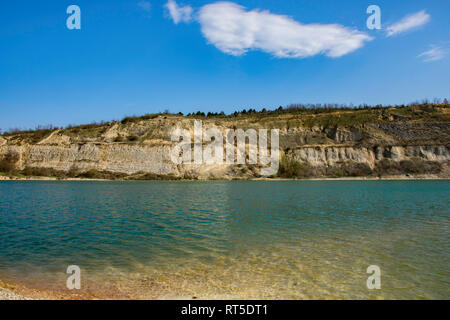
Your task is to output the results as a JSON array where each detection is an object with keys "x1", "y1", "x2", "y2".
[{"x1": 0, "y1": 180, "x2": 449, "y2": 299}]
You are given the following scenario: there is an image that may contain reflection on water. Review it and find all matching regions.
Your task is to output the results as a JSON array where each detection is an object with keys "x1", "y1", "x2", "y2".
[{"x1": 0, "y1": 180, "x2": 449, "y2": 299}]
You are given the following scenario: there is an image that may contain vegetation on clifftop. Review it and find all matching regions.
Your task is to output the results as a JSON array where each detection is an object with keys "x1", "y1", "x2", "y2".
[{"x1": 2, "y1": 101, "x2": 449, "y2": 139}]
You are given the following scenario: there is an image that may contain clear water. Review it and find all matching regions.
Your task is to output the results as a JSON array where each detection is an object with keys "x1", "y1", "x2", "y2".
[{"x1": 0, "y1": 180, "x2": 448, "y2": 299}]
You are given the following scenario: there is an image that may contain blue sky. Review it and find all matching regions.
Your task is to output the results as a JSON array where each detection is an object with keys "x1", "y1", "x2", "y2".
[{"x1": 0, "y1": 0, "x2": 449, "y2": 130}]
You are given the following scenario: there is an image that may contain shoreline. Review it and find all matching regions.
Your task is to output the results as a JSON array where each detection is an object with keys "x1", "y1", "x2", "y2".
[
  {"x1": 0, "y1": 277, "x2": 231, "y2": 300},
  {"x1": 0, "y1": 280, "x2": 35, "y2": 300},
  {"x1": 0, "y1": 287, "x2": 33, "y2": 300},
  {"x1": 0, "y1": 278, "x2": 113, "y2": 300},
  {"x1": 0, "y1": 174, "x2": 448, "y2": 182},
  {"x1": 0, "y1": 281, "x2": 93, "y2": 300},
  {"x1": 0, "y1": 287, "x2": 29, "y2": 300}
]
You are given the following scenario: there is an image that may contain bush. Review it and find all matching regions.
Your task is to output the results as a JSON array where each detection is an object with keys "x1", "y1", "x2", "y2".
[
  {"x1": 375, "y1": 159, "x2": 401, "y2": 176},
  {"x1": 131, "y1": 172, "x2": 181, "y2": 180},
  {"x1": 399, "y1": 159, "x2": 441, "y2": 174},
  {"x1": 375, "y1": 158, "x2": 441, "y2": 176},
  {"x1": 279, "y1": 156, "x2": 305, "y2": 177},
  {"x1": 21, "y1": 166, "x2": 65, "y2": 178},
  {"x1": 333, "y1": 169, "x2": 344, "y2": 178},
  {"x1": 346, "y1": 163, "x2": 373, "y2": 177},
  {"x1": 76, "y1": 169, "x2": 126, "y2": 180},
  {"x1": 67, "y1": 165, "x2": 80, "y2": 177},
  {"x1": 121, "y1": 113, "x2": 159, "y2": 124},
  {"x1": 0, "y1": 151, "x2": 19, "y2": 174},
  {"x1": 21, "y1": 166, "x2": 127, "y2": 180},
  {"x1": 325, "y1": 162, "x2": 373, "y2": 177}
]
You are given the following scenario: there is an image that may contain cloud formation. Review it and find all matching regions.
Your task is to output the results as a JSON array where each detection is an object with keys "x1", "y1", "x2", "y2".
[
  {"x1": 386, "y1": 10, "x2": 430, "y2": 37},
  {"x1": 197, "y1": 2, "x2": 372, "y2": 58},
  {"x1": 418, "y1": 45, "x2": 446, "y2": 62},
  {"x1": 137, "y1": 1, "x2": 151, "y2": 13},
  {"x1": 165, "y1": 0, "x2": 193, "y2": 24}
]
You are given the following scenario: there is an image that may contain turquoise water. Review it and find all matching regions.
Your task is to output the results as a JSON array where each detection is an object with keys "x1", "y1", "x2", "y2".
[{"x1": 0, "y1": 180, "x2": 448, "y2": 299}]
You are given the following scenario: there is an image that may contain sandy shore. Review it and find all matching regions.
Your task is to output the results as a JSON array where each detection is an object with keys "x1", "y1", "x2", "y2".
[
  {"x1": 0, "y1": 280, "x2": 34, "y2": 300},
  {"x1": 0, "y1": 287, "x2": 31, "y2": 300},
  {"x1": 0, "y1": 280, "x2": 214, "y2": 300},
  {"x1": 0, "y1": 279, "x2": 97, "y2": 300}
]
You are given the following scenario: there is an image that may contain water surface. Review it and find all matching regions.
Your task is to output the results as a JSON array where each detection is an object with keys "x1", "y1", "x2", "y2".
[{"x1": 0, "y1": 180, "x2": 448, "y2": 299}]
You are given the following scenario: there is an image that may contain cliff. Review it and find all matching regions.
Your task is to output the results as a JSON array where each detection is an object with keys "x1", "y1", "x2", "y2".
[{"x1": 1, "y1": 104, "x2": 449, "y2": 180}]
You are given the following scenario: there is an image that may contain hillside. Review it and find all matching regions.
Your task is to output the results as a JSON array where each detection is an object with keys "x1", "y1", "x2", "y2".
[{"x1": 1, "y1": 104, "x2": 449, "y2": 180}]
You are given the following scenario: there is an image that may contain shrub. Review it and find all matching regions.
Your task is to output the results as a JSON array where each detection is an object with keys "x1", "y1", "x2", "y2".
[
  {"x1": 76, "y1": 169, "x2": 126, "y2": 180},
  {"x1": 278, "y1": 155, "x2": 305, "y2": 177},
  {"x1": 0, "y1": 151, "x2": 19, "y2": 174},
  {"x1": 67, "y1": 165, "x2": 80, "y2": 177},
  {"x1": 132, "y1": 172, "x2": 181, "y2": 180},
  {"x1": 333, "y1": 169, "x2": 344, "y2": 178},
  {"x1": 345, "y1": 163, "x2": 373, "y2": 177},
  {"x1": 375, "y1": 158, "x2": 441, "y2": 176},
  {"x1": 399, "y1": 159, "x2": 441, "y2": 174},
  {"x1": 375, "y1": 159, "x2": 401, "y2": 176},
  {"x1": 21, "y1": 166, "x2": 66, "y2": 178}
]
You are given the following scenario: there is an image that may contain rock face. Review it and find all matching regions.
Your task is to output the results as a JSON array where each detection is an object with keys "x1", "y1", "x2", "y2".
[
  {"x1": 1, "y1": 106, "x2": 449, "y2": 179},
  {"x1": 291, "y1": 145, "x2": 449, "y2": 167}
]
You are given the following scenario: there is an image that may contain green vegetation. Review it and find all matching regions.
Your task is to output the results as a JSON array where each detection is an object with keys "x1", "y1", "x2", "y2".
[
  {"x1": 277, "y1": 154, "x2": 444, "y2": 179},
  {"x1": 326, "y1": 163, "x2": 373, "y2": 177},
  {"x1": 2, "y1": 101, "x2": 448, "y2": 138},
  {"x1": 0, "y1": 166, "x2": 182, "y2": 181},
  {"x1": 374, "y1": 159, "x2": 442, "y2": 176},
  {"x1": 120, "y1": 113, "x2": 160, "y2": 124},
  {"x1": 278, "y1": 155, "x2": 305, "y2": 177},
  {"x1": 128, "y1": 172, "x2": 181, "y2": 180},
  {"x1": 0, "y1": 151, "x2": 19, "y2": 174}
]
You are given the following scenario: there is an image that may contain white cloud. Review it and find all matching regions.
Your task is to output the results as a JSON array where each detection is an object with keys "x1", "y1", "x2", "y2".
[
  {"x1": 197, "y1": 2, "x2": 372, "y2": 58},
  {"x1": 386, "y1": 10, "x2": 430, "y2": 37},
  {"x1": 418, "y1": 45, "x2": 446, "y2": 62},
  {"x1": 165, "y1": 0, "x2": 193, "y2": 24},
  {"x1": 137, "y1": 1, "x2": 151, "y2": 13}
]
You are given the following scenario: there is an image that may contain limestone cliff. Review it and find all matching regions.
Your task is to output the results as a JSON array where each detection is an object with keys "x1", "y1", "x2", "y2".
[{"x1": 1, "y1": 105, "x2": 449, "y2": 179}]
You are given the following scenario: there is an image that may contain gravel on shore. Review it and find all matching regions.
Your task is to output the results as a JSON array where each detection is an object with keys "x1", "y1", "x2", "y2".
[{"x1": 0, "y1": 287, "x2": 32, "y2": 300}]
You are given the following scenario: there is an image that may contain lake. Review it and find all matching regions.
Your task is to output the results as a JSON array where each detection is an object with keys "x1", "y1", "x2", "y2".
[{"x1": 0, "y1": 180, "x2": 448, "y2": 299}]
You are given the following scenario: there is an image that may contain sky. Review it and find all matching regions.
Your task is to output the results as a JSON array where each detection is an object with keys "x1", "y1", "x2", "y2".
[{"x1": 0, "y1": 0, "x2": 449, "y2": 130}]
